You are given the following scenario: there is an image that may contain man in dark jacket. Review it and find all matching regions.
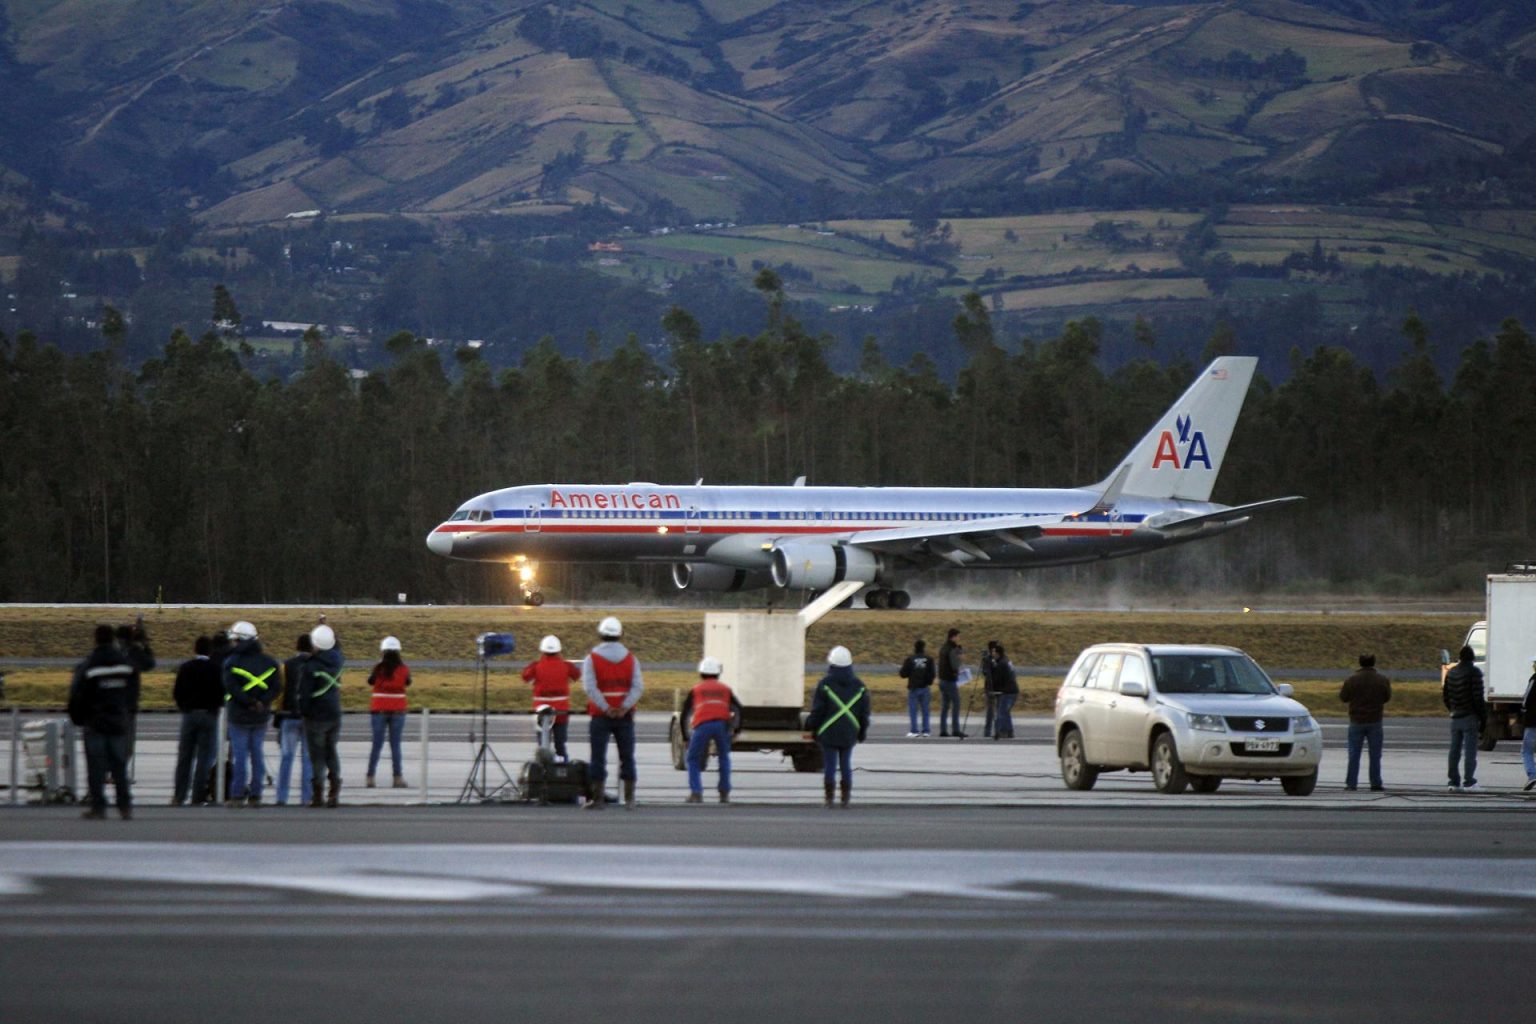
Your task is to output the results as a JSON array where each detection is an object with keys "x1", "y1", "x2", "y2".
[
  {"x1": 69, "y1": 624, "x2": 141, "y2": 819},
  {"x1": 980, "y1": 640, "x2": 1003, "y2": 738},
  {"x1": 1521, "y1": 657, "x2": 1536, "y2": 791},
  {"x1": 937, "y1": 628, "x2": 966, "y2": 738},
  {"x1": 171, "y1": 635, "x2": 223, "y2": 806},
  {"x1": 805, "y1": 646, "x2": 869, "y2": 808},
  {"x1": 298, "y1": 624, "x2": 345, "y2": 808},
  {"x1": 991, "y1": 643, "x2": 1020, "y2": 740},
  {"x1": 1443, "y1": 645, "x2": 1487, "y2": 792},
  {"x1": 1340, "y1": 653, "x2": 1391, "y2": 791},
  {"x1": 274, "y1": 633, "x2": 314, "y2": 806},
  {"x1": 898, "y1": 639, "x2": 935, "y2": 738},
  {"x1": 222, "y1": 620, "x2": 281, "y2": 807}
]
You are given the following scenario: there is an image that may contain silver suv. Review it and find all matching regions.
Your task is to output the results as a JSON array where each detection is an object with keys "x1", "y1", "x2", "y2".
[{"x1": 1053, "y1": 644, "x2": 1321, "y2": 795}]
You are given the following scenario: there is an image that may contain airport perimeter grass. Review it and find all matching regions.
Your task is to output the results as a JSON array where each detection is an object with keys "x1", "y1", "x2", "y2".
[{"x1": 0, "y1": 605, "x2": 1466, "y2": 717}]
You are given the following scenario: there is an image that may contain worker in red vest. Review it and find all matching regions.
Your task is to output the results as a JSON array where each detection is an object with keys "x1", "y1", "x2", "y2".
[
  {"x1": 522, "y1": 634, "x2": 579, "y2": 758},
  {"x1": 580, "y1": 616, "x2": 644, "y2": 809},
  {"x1": 366, "y1": 635, "x2": 411, "y2": 789},
  {"x1": 684, "y1": 656, "x2": 737, "y2": 804}
]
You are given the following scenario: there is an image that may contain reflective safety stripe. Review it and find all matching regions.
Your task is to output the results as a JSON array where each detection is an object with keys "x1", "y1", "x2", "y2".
[
  {"x1": 232, "y1": 666, "x2": 275, "y2": 692},
  {"x1": 816, "y1": 685, "x2": 866, "y2": 736},
  {"x1": 311, "y1": 671, "x2": 340, "y2": 697}
]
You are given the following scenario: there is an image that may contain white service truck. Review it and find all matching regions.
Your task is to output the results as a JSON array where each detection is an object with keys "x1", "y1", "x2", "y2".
[{"x1": 1443, "y1": 571, "x2": 1536, "y2": 750}]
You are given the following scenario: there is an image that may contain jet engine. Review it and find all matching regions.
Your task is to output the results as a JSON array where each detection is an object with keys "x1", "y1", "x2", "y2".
[
  {"x1": 770, "y1": 542, "x2": 880, "y2": 590},
  {"x1": 671, "y1": 562, "x2": 776, "y2": 592}
]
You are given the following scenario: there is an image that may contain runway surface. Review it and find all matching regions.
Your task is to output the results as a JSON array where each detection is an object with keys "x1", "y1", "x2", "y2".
[{"x1": 4, "y1": 718, "x2": 1535, "y2": 1023}]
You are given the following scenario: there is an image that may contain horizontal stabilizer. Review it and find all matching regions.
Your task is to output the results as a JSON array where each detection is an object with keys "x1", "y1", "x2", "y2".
[{"x1": 1148, "y1": 496, "x2": 1305, "y2": 535}]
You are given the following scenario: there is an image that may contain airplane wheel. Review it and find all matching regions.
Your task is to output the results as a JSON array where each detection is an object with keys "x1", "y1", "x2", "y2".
[
  {"x1": 525, "y1": 591, "x2": 545, "y2": 607},
  {"x1": 888, "y1": 590, "x2": 911, "y2": 610},
  {"x1": 864, "y1": 589, "x2": 889, "y2": 609}
]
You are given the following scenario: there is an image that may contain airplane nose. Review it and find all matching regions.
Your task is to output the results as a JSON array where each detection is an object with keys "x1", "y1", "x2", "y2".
[{"x1": 426, "y1": 528, "x2": 453, "y2": 557}]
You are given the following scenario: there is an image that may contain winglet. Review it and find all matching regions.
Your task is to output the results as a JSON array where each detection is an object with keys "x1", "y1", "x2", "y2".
[{"x1": 1084, "y1": 465, "x2": 1130, "y2": 517}]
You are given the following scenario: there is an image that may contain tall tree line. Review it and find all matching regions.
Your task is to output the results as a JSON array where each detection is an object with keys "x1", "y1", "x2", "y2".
[{"x1": 2, "y1": 283, "x2": 1533, "y2": 603}]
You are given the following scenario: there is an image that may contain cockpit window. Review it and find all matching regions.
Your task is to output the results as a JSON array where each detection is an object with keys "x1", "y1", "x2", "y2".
[{"x1": 449, "y1": 510, "x2": 470, "y2": 522}]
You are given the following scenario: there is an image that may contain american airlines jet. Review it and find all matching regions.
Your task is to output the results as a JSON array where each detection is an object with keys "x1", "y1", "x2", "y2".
[{"x1": 426, "y1": 356, "x2": 1300, "y2": 607}]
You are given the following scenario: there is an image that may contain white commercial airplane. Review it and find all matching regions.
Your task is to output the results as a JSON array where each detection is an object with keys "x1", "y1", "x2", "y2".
[{"x1": 426, "y1": 356, "x2": 1301, "y2": 607}]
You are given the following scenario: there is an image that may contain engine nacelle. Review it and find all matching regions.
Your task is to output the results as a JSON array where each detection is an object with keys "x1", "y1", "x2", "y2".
[
  {"x1": 770, "y1": 542, "x2": 881, "y2": 589},
  {"x1": 671, "y1": 562, "x2": 776, "y2": 592}
]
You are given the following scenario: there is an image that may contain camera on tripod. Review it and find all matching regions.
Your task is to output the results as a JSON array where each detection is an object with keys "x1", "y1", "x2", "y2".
[{"x1": 476, "y1": 632, "x2": 516, "y2": 658}]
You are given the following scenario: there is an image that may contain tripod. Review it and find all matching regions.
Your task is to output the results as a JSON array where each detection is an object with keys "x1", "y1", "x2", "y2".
[{"x1": 458, "y1": 650, "x2": 517, "y2": 803}]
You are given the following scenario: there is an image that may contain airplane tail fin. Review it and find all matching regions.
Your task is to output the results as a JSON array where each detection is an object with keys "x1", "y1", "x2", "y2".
[{"x1": 1096, "y1": 356, "x2": 1257, "y2": 502}]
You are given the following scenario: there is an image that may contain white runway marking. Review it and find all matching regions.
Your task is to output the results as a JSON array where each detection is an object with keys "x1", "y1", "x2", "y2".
[{"x1": 1, "y1": 843, "x2": 1529, "y2": 916}]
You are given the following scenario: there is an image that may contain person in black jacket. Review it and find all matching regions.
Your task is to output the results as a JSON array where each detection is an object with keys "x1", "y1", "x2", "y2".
[
  {"x1": 991, "y1": 643, "x2": 1020, "y2": 740},
  {"x1": 937, "y1": 628, "x2": 966, "y2": 738},
  {"x1": 274, "y1": 633, "x2": 314, "y2": 806},
  {"x1": 298, "y1": 624, "x2": 346, "y2": 808},
  {"x1": 1443, "y1": 645, "x2": 1487, "y2": 792},
  {"x1": 804, "y1": 646, "x2": 869, "y2": 809},
  {"x1": 171, "y1": 635, "x2": 223, "y2": 806},
  {"x1": 898, "y1": 639, "x2": 935, "y2": 738},
  {"x1": 980, "y1": 640, "x2": 1003, "y2": 738},
  {"x1": 69, "y1": 624, "x2": 142, "y2": 819}
]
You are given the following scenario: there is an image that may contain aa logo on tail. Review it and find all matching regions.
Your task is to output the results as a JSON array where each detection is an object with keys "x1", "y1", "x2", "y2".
[{"x1": 1150, "y1": 414, "x2": 1212, "y2": 470}]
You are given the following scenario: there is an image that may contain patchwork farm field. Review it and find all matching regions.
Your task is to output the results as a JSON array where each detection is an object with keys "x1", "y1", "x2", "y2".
[{"x1": 0, "y1": 604, "x2": 1468, "y2": 716}]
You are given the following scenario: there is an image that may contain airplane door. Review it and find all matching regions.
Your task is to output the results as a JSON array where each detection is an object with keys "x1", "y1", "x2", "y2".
[
  {"x1": 685, "y1": 505, "x2": 701, "y2": 534},
  {"x1": 524, "y1": 504, "x2": 541, "y2": 533}
]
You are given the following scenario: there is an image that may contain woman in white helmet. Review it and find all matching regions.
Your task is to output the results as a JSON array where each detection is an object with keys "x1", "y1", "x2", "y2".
[
  {"x1": 522, "y1": 635, "x2": 579, "y2": 758},
  {"x1": 803, "y1": 645, "x2": 869, "y2": 808},
  {"x1": 366, "y1": 636, "x2": 411, "y2": 788}
]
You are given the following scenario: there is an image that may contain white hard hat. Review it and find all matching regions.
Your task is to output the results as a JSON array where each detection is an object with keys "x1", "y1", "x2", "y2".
[
  {"x1": 229, "y1": 620, "x2": 258, "y2": 641},
  {"x1": 698, "y1": 656, "x2": 723, "y2": 676},
  {"x1": 828, "y1": 645, "x2": 853, "y2": 667},
  {"x1": 539, "y1": 635, "x2": 562, "y2": 654},
  {"x1": 598, "y1": 616, "x2": 623, "y2": 639},
  {"x1": 310, "y1": 624, "x2": 336, "y2": 651},
  {"x1": 379, "y1": 635, "x2": 401, "y2": 652}
]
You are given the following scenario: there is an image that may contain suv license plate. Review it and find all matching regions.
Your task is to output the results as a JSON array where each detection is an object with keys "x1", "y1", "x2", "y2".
[{"x1": 1244, "y1": 738, "x2": 1280, "y2": 753}]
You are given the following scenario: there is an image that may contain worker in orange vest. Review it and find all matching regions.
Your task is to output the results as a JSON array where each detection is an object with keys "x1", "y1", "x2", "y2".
[
  {"x1": 580, "y1": 616, "x2": 643, "y2": 809},
  {"x1": 522, "y1": 634, "x2": 579, "y2": 759},
  {"x1": 366, "y1": 635, "x2": 411, "y2": 788},
  {"x1": 684, "y1": 657, "x2": 737, "y2": 804}
]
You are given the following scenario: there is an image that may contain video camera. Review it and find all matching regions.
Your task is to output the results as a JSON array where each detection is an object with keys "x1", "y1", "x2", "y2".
[
  {"x1": 115, "y1": 614, "x2": 149, "y2": 647},
  {"x1": 476, "y1": 632, "x2": 516, "y2": 658}
]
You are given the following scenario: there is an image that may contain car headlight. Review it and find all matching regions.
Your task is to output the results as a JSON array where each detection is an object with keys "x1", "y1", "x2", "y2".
[
  {"x1": 1293, "y1": 715, "x2": 1317, "y2": 733},
  {"x1": 1187, "y1": 713, "x2": 1227, "y2": 732}
]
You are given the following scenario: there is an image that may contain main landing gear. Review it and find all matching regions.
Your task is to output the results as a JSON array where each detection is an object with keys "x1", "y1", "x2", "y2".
[{"x1": 864, "y1": 587, "x2": 911, "y2": 610}]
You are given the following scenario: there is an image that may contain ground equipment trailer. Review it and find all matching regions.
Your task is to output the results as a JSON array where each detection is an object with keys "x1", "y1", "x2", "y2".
[
  {"x1": 1443, "y1": 569, "x2": 1536, "y2": 750},
  {"x1": 669, "y1": 581, "x2": 863, "y2": 773}
]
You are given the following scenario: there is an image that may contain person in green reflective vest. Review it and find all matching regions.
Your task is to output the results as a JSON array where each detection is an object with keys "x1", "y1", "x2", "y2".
[
  {"x1": 804, "y1": 645, "x2": 870, "y2": 809},
  {"x1": 221, "y1": 620, "x2": 281, "y2": 807},
  {"x1": 298, "y1": 623, "x2": 346, "y2": 808}
]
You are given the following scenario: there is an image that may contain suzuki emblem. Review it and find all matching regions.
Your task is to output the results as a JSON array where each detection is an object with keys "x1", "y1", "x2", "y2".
[{"x1": 1255, "y1": 720, "x2": 1266, "y2": 730}]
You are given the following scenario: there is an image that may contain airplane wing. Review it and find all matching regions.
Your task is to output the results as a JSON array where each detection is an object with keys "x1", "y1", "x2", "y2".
[
  {"x1": 1144, "y1": 496, "x2": 1306, "y2": 536},
  {"x1": 847, "y1": 513, "x2": 1057, "y2": 565}
]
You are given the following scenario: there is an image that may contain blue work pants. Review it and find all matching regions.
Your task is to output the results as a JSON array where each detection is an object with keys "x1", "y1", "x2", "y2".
[
  {"x1": 907, "y1": 687, "x2": 931, "y2": 734},
  {"x1": 820, "y1": 742, "x2": 853, "y2": 787},
  {"x1": 173, "y1": 709, "x2": 218, "y2": 805},
  {"x1": 1523, "y1": 727, "x2": 1536, "y2": 782},
  {"x1": 1345, "y1": 721, "x2": 1384, "y2": 790},
  {"x1": 995, "y1": 693, "x2": 1017, "y2": 739},
  {"x1": 938, "y1": 680, "x2": 961, "y2": 735},
  {"x1": 686, "y1": 719, "x2": 732, "y2": 795},
  {"x1": 368, "y1": 711, "x2": 405, "y2": 779},
  {"x1": 1448, "y1": 714, "x2": 1479, "y2": 788},
  {"x1": 275, "y1": 718, "x2": 312, "y2": 805},
  {"x1": 228, "y1": 722, "x2": 268, "y2": 800},
  {"x1": 589, "y1": 714, "x2": 637, "y2": 785},
  {"x1": 84, "y1": 729, "x2": 131, "y2": 813}
]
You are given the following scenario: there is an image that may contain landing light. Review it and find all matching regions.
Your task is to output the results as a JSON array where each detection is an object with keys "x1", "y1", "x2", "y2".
[
  {"x1": 657, "y1": 526, "x2": 669, "y2": 534},
  {"x1": 518, "y1": 567, "x2": 534, "y2": 583}
]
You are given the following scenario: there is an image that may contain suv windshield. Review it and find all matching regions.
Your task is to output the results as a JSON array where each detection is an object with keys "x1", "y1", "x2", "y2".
[{"x1": 1151, "y1": 654, "x2": 1275, "y2": 695}]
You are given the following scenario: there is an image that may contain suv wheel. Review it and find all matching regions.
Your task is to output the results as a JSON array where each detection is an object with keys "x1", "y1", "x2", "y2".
[
  {"x1": 1280, "y1": 770, "x2": 1317, "y2": 797},
  {"x1": 1189, "y1": 775, "x2": 1222, "y2": 794},
  {"x1": 1151, "y1": 732, "x2": 1188, "y2": 794},
  {"x1": 1059, "y1": 728, "x2": 1098, "y2": 791}
]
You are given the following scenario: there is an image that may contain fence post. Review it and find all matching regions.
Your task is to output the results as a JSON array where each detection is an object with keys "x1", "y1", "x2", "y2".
[
  {"x1": 8, "y1": 706, "x2": 17, "y2": 805},
  {"x1": 215, "y1": 706, "x2": 227, "y2": 804},
  {"x1": 419, "y1": 707, "x2": 430, "y2": 803}
]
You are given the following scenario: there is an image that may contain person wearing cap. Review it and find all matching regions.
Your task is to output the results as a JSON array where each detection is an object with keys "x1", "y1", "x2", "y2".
[
  {"x1": 898, "y1": 638, "x2": 934, "y2": 738},
  {"x1": 523, "y1": 635, "x2": 580, "y2": 759},
  {"x1": 68, "y1": 624, "x2": 142, "y2": 820},
  {"x1": 273, "y1": 633, "x2": 314, "y2": 806},
  {"x1": 683, "y1": 656, "x2": 738, "y2": 804},
  {"x1": 804, "y1": 646, "x2": 869, "y2": 808},
  {"x1": 1340, "y1": 653, "x2": 1392, "y2": 791},
  {"x1": 221, "y1": 620, "x2": 281, "y2": 807},
  {"x1": 366, "y1": 636, "x2": 411, "y2": 788},
  {"x1": 580, "y1": 616, "x2": 644, "y2": 809},
  {"x1": 1520, "y1": 656, "x2": 1536, "y2": 791},
  {"x1": 298, "y1": 623, "x2": 345, "y2": 807}
]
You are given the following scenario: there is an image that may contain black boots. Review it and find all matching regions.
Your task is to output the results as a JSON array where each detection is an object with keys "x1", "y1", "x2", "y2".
[
  {"x1": 309, "y1": 781, "x2": 324, "y2": 808},
  {"x1": 823, "y1": 781, "x2": 835, "y2": 808},
  {"x1": 622, "y1": 779, "x2": 636, "y2": 809},
  {"x1": 840, "y1": 780, "x2": 852, "y2": 808},
  {"x1": 326, "y1": 779, "x2": 340, "y2": 808}
]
